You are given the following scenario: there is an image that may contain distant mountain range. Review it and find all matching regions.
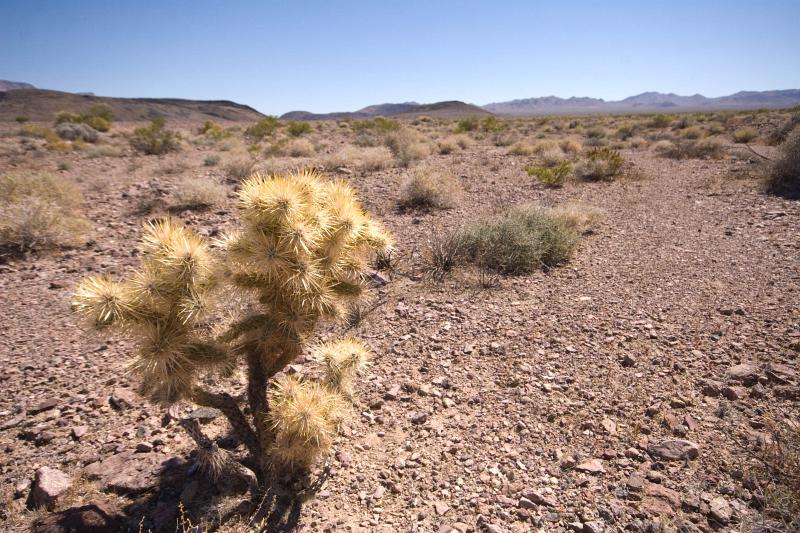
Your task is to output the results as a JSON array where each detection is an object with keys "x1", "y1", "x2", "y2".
[
  {"x1": 483, "y1": 90, "x2": 800, "y2": 115},
  {"x1": 2, "y1": 79, "x2": 799, "y2": 121}
]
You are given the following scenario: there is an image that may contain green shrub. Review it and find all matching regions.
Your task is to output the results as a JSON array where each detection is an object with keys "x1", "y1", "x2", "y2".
[
  {"x1": 0, "y1": 173, "x2": 90, "y2": 255},
  {"x1": 733, "y1": 127, "x2": 758, "y2": 143},
  {"x1": 198, "y1": 120, "x2": 230, "y2": 139},
  {"x1": 352, "y1": 117, "x2": 401, "y2": 133},
  {"x1": 287, "y1": 121, "x2": 312, "y2": 137},
  {"x1": 765, "y1": 128, "x2": 800, "y2": 198},
  {"x1": 654, "y1": 138, "x2": 722, "y2": 160},
  {"x1": 525, "y1": 160, "x2": 572, "y2": 187},
  {"x1": 204, "y1": 154, "x2": 221, "y2": 166},
  {"x1": 648, "y1": 114, "x2": 672, "y2": 128},
  {"x1": 585, "y1": 126, "x2": 606, "y2": 139},
  {"x1": 458, "y1": 205, "x2": 577, "y2": 274},
  {"x1": 15, "y1": 116, "x2": 29, "y2": 124},
  {"x1": 129, "y1": 117, "x2": 181, "y2": 155},
  {"x1": 244, "y1": 116, "x2": 280, "y2": 141},
  {"x1": 54, "y1": 106, "x2": 113, "y2": 132},
  {"x1": 574, "y1": 148, "x2": 624, "y2": 181},
  {"x1": 455, "y1": 117, "x2": 479, "y2": 133},
  {"x1": 56, "y1": 122, "x2": 98, "y2": 143},
  {"x1": 482, "y1": 116, "x2": 505, "y2": 132}
]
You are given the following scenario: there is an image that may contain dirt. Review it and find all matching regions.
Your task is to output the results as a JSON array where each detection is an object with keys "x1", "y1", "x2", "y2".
[{"x1": 0, "y1": 115, "x2": 798, "y2": 533}]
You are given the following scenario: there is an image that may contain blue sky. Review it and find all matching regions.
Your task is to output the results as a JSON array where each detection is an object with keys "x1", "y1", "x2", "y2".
[{"x1": 1, "y1": 1, "x2": 799, "y2": 115}]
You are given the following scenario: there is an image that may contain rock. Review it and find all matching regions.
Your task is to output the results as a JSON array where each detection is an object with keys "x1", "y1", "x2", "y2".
[
  {"x1": 185, "y1": 407, "x2": 221, "y2": 422},
  {"x1": 1, "y1": 413, "x2": 25, "y2": 431},
  {"x1": 726, "y1": 364, "x2": 760, "y2": 386},
  {"x1": 708, "y1": 496, "x2": 732, "y2": 525},
  {"x1": 15, "y1": 478, "x2": 31, "y2": 498},
  {"x1": 642, "y1": 482, "x2": 681, "y2": 515},
  {"x1": 336, "y1": 450, "x2": 352, "y2": 467},
  {"x1": 765, "y1": 363, "x2": 796, "y2": 385},
  {"x1": 702, "y1": 380, "x2": 722, "y2": 397},
  {"x1": 28, "y1": 398, "x2": 59, "y2": 415},
  {"x1": 483, "y1": 525, "x2": 505, "y2": 533},
  {"x1": 32, "y1": 501, "x2": 124, "y2": 533},
  {"x1": 409, "y1": 412, "x2": 428, "y2": 424},
  {"x1": 583, "y1": 521, "x2": 605, "y2": 533},
  {"x1": 575, "y1": 459, "x2": 605, "y2": 474},
  {"x1": 368, "y1": 272, "x2": 388, "y2": 288},
  {"x1": 71, "y1": 425, "x2": 89, "y2": 440},
  {"x1": 621, "y1": 354, "x2": 636, "y2": 367},
  {"x1": 722, "y1": 385, "x2": 746, "y2": 400},
  {"x1": 648, "y1": 439, "x2": 700, "y2": 461},
  {"x1": 109, "y1": 387, "x2": 137, "y2": 411},
  {"x1": 372, "y1": 485, "x2": 385, "y2": 500},
  {"x1": 626, "y1": 473, "x2": 646, "y2": 494},
  {"x1": 31, "y1": 467, "x2": 72, "y2": 509},
  {"x1": 518, "y1": 497, "x2": 536, "y2": 509},
  {"x1": 433, "y1": 501, "x2": 449, "y2": 515},
  {"x1": 384, "y1": 384, "x2": 401, "y2": 401},
  {"x1": 84, "y1": 451, "x2": 185, "y2": 494},
  {"x1": 521, "y1": 488, "x2": 557, "y2": 507},
  {"x1": 135, "y1": 442, "x2": 153, "y2": 453},
  {"x1": 601, "y1": 418, "x2": 617, "y2": 434}
]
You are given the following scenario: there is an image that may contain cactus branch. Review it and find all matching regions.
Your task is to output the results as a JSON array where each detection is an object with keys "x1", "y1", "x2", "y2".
[{"x1": 191, "y1": 388, "x2": 259, "y2": 458}]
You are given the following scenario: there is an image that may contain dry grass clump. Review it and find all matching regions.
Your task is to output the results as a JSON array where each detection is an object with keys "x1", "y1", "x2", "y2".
[
  {"x1": 558, "y1": 139, "x2": 582, "y2": 156},
  {"x1": 398, "y1": 170, "x2": 460, "y2": 211},
  {"x1": 286, "y1": 138, "x2": 315, "y2": 157},
  {"x1": 172, "y1": 178, "x2": 228, "y2": 210},
  {"x1": 768, "y1": 113, "x2": 800, "y2": 146},
  {"x1": 129, "y1": 118, "x2": 181, "y2": 155},
  {"x1": 385, "y1": 128, "x2": 429, "y2": 167},
  {"x1": 0, "y1": 173, "x2": 90, "y2": 256},
  {"x1": 653, "y1": 138, "x2": 723, "y2": 160},
  {"x1": 458, "y1": 205, "x2": 578, "y2": 274},
  {"x1": 547, "y1": 203, "x2": 605, "y2": 235},
  {"x1": 86, "y1": 145, "x2": 121, "y2": 158},
  {"x1": 56, "y1": 122, "x2": 99, "y2": 143},
  {"x1": 525, "y1": 161, "x2": 572, "y2": 188},
  {"x1": 765, "y1": 128, "x2": 800, "y2": 198},
  {"x1": 322, "y1": 146, "x2": 393, "y2": 172},
  {"x1": 681, "y1": 126, "x2": 704, "y2": 140},
  {"x1": 532, "y1": 142, "x2": 565, "y2": 166},
  {"x1": 733, "y1": 127, "x2": 758, "y2": 144},
  {"x1": 197, "y1": 120, "x2": 231, "y2": 139},
  {"x1": 223, "y1": 157, "x2": 256, "y2": 182},
  {"x1": 286, "y1": 121, "x2": 312, "y2": 137},
  {"x1": 508, "y1": 141, "x2": 533, "y2": 156},
  {"x1": 574, "y1": 148, "x2": 624, "y2": 181}
]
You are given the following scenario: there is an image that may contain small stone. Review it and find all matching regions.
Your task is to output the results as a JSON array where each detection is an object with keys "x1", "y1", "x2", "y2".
[
  {"x1": 410, "y1": 412, "x2": 428, "y2": 424},
  {"x1": 583, "y1": 521, "x2": 605, "y2": 533},
  {"x1": 71, "y1": 426, "x2": 89, "y2": 440},
  {"x1": 642, "y1": 483, "x2": 681, "y2": 515},
  {"x1": 708, "y1": 496, "x2": 732, "y2": 525},
  {"x1": 433, "y1": 501, "x2": 449, "y2": 515},
  {"x1": 522, "y1": 489, "x2": 557, "y2": 507},
  {"x1": 384, "y1": 385, "x2": 401, "y2": 401},
  {"x1": 726, "y1": 364, "x2": 760, "y2": 386},
  {"x1": 621, "y1": 354, "x2": 636, "y2": 367},
  {"x1": 135, "y1": 442, "x2": 153, "y2": 453},
  {"x1": 575, "y1": 459, "x2": 605, "y2": 474},
  {"x1": 722, "y1": 386, "x2": 745, "y2": 400},
  {"x1": 109, "y1": 388, "x2": 137, "y2": 411},
  {"x1": 626, "y1": 473, "x2": 646, "y2": 493},
  {"x1": 336, "y1": 450, "x2": 352, "y2": 467},
  {"x1": 648, "y1": 439, "x2": 700, "y2": 461},
  {"x1": 28, "y1": 399, "x2": 59, "y2": 415},
  {"x1": 601, "y1": 418, "x2": 617, "y2": 434},
  {"x1": 31, "y1": 467, "x2": 72, "y2": 509},
  {"x1": 372, "y1": 485, "x2": 385, "y2": 500}
]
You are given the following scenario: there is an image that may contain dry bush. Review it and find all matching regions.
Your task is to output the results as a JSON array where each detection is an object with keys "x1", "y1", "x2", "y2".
[
  {"x1": 765, "y1": 128, "x2": 800, "y2": 198},
  {"x1": 385, "y1": 129, "x2": 429, "y2": 167},
  {"x1": 733, "y1": 127, "x2": 758, "y2": 144},
  {"x1": 223, "y1": 157, "x2": 256, "y2": 181},
  {"x1": 491, "y1": 132, "x2": 517, "y2": 147},
  {"x1": 508, "y1": 141, "x2": 533, "y2": 156},
  {"x1": 627, "y1": 136, "x2": 648, "y2": 149},
  {"x1": 453, "y1": 134, "x2": 473, "y2": 150},
  {"x1": 547, "y1": 203, "x2": 605, "y2": 234},
  {"x1": 653, "y1": 138, "x2": 723, "y2": 160},
  {"x1": 437, "y1": 138, "x2": 456, "y2": 154},
  {"x1": 558, "y1": 139, "x2": 582, "y2": 156},
  {"x1": 768, "y1": 113, "x2": 800, "y2": 145},
  {"x1": 398, "y1": 170, "x2": 460, "y2": 211},
  {"x1": 458, "y1": 205, "x2": 578, "y2": 274},
  {"x1": 204, "y1": 154, "x2": 221, "y2": 166},
  {"x1": 286, "y1": 138, "x2": 315, "y2": 157},
  {"x1": 56, "y1": 122, "x2": 99, "y2": 143},
  {"x1": 322, "y1": 146, "x2": 393, "y2": 172},
  {"x1": 172, "y1": 178, "x2": 228, "y2": 210},
  {"x1": 574, "y1": 148, "x2": 624, "y2": 181},
  {"x1": 681, "y1": 126, "x2": 704, "y2": 140},
  {"x1": 0, "y1": 173, "x2": 90, "y2": 256},
  {"x1": 532, "y1": 142, "x2": 566, "y2": 167},
  {"x1": 86, "y1": 145, "x2": 121, "y2": 158},
  {"x1": 426, "y1": 228, "x2": 465, "y2": 281}
]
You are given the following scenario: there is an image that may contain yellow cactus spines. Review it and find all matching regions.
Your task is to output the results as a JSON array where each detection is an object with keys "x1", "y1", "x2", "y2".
[{"x1": 71, "y1": 170, "x2": 391, "y2": 489}]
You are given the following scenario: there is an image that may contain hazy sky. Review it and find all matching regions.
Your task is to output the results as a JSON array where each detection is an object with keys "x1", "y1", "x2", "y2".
[{"x1": 2, "y1": 0, "x2": 799, "y2": 115}]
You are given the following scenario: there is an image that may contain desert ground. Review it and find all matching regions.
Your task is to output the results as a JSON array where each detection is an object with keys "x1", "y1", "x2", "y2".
[{"x1": 0, "y1": 109, "x2": 798, "y2": 533}]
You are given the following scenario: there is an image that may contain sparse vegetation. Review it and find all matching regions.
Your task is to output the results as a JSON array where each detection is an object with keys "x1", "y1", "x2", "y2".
[
  {"x1": 198, "y1": 120, "x2": 231, "y2": 139},
  {"x1": 55, "y1": 122, "x2": 99, "y2": 143},
  {"x1": 525, "y1": 160, "x2": 572, "y2": 187},
  {"x1": 244, "y1": 116, "x2": 279, "y2": 141},
  {"x1": 458, "y1": 205, "x2": 578, "y2": 274},
  {"x1": 204, "y1": 154, "x2": 221, "y2": 166},
  {"x1": 653, "y1": 138, "x2": 723, "y2": 160},
  {"x1": 287, "y1": 121, "x2": 312, "y2": 137},
  {"x1": 223, "y1": 157, "x2": 256, "y2": 182},
  {"x1": 733, "y1": 127, "x2": 758, "y2": 143},
  {"x1": 172, "y1": 177, "x2": 227, "y2": 210},
  {"x1": 765, "y1": 127, "x2": 800, "y2": 198},
  {"x1": 398, "y1": 170, "x2": 460, "y2": 210},
  {"x1": 0, "y1": 173, "x2": 90, "y2": 256},
  {"x1": 286, "y1": 138, "x2": 315, "y2": 157},
  {"x1": 574, "y1": 147, "x2": 624, "y2": 181},
  {"x1": 129, "y1": 117, "x2": 181, "y2": 155},
  {"x1": 385, "y1": 128, "x2": 429, "y2": 166},
  {"x1": 71, "y1": 170, "x2": 392, "y2": 489},
  {"x1": 54, "y1": 105, "x2": 113, "y2": 132},
  {"x1": 455, "y1": 117, "x2": 479, "y2": 133},
  {"x1": 321, "y1": 146, "x2": 393, "y2": 172}
]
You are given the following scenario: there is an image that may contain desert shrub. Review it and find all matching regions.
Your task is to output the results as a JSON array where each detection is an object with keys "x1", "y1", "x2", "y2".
[
  {"x1": 453, "y1": 134, "x2": 473, "y2": 149},
  {"x1": 427, "y1": 228, "x2": 465, "y2": 281},
  {"x1": 547, "y1": 203, "x2": 605, "y2": 235},
  {"x1": 455, "y1": 117, "x2": 479, "y2": 133},
  {"x1": 286, "y1": 138, "x2": 315, "y2": 157},
  {"x1": 129, "y1": 118, "x2": 181, "y2": 155},
  {"x1": 71, "y1": 170, "x2": 392, "y2": 493},
  {"x1": 286, "y1": 121, "x2": 312, "y2": 137},
  {"x1": 0, "y1": 173, "x2": 89, "y2": 255},
  {"x1": 746, "y1": 423, "x2": 800, "y2": 531},
  {"x1": 172, "y1": 177, "x2": 227, "y2": 210},
  {"x1": 681, "y1": 127, "x2": 704, "y2": 140},
  {"x1": 15, "y1": 116, "x2": 29, "y2": 124},
  {"x1": 532, "y1": 142, "x2": 565, "y2": 166},
  {"x1": 628, "y1": 136, "x2": 648, "y2": 149},
  {"x1": 55, "y1": 111, "x2": 82, "y2": 125},
  {"x1": 508, "y1": 141, "x2": 533, "y2": 156},
  {"x1": 765, "y1": 128, "x2": 800, "y2": 198},
  {"x1": 437, "y1": 138, "x2": 456, "y2": 154},
  {"x1": 223, "y1": 157, "x2": 256, "y2": 182},
  {"x1": 56, "y1": 122, "x2": 98, "y2": 143},
  {"x1": 585, "y1": 126, "x2": 606, "y2": 139},
  {"x1": 385, "y1": 129, "x2": 428, "y2": 166},
  {"x1": 574, "y1": 147, "x2": 624, "y2": 181},
  {"x1": 615, "y1": 124, "x2": 637, "y2": 140},
  {"x1": 204, "y1": 154, "x2": 221, "y2": 166},
  {"x1": 768, "y1": 113, "x2": 800, "y2": 146},
  {"x1": 398, "y1": 170, "x2": 460, "y2": 210},
  {"x1": 351, "y1": 117, "x2": 400, "y2": 135},
  {"x1": 322, "y1": 146, "x2": 393, "y2": 172},
  {"x1": 525, "y1": 160, "x2": 572, "y2": 187},
  {"x1": 654, "y1": 138, "x2": 723, "y2": 160},
  {"x1": 198, "y1": 120, "x2": 230, "y2": 139},
  {"x1": 86, "y1": 145, "x2": 121, "y2": 158},
  {"x1": 647, "y1": 114, "x2": 672, "y2": 129},
  {"x1": 244, "y1": 116, "x2": 279, "y2": 141},
  {"x1": 458, "y1": 205, "x2": 577, "y2": 274},
  {"x1": 81, "y1": 115, "x2": 111, "y2": 132},
  {"x1": 55, "y1": 107, "x2": 112, "y2": 132},
  {"x1": 733, "y1": 127, "x2": 758, "y2": 144},
  {"x1": 559, "y1": 139, "x2": 582, "y2": 155},
  {"x1": 671, "y1": 116, "x2": 692, "y2": 130},
  {"x1": 482, "y1": 116, "x2": 505, "y2": 132}
]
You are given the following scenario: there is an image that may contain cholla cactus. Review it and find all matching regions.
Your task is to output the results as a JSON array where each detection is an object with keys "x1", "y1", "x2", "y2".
[{"x1": 72, "y1": 169, "x2": 391, "y2": 485}]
